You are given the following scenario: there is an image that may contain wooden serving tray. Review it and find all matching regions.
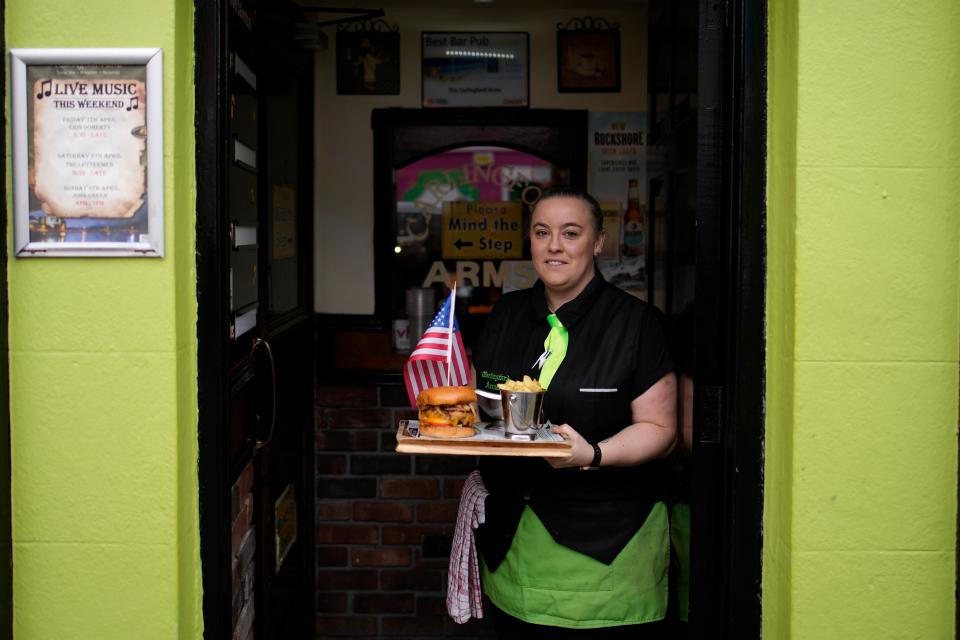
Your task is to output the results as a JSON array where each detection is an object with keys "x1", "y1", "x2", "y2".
[{"x1": 395, "y1": 420, "x2": 572, "y2": 458}]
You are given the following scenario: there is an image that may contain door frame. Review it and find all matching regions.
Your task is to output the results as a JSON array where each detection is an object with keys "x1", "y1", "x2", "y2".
[
  {"x1": 689, "y1": 0, "x2": 766, "y2": 637},
  {"x1": 0, "y1": 1, "x2": 12, "y2": 637},
  {"x1": 194, "y1": 0, "x2": 769, "y2": 637},
  {"x1": 369, "y1": 107, "x2": 589, "y2": 330},
  {"x1": 195, "y1": 0, "x2": 232, "y2": 636}
]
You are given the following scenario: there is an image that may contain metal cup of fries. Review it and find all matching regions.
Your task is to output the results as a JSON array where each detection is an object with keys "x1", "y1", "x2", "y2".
[{"x1": 498, "y1": 376, "x2": 545, "y2": 440}]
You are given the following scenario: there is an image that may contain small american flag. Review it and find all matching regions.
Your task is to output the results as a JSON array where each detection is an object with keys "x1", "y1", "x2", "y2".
[{"x1": 404, "y1": 292, "x2": 470, "y2": 408}]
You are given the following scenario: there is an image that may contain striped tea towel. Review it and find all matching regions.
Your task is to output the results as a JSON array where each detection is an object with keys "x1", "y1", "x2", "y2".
[{"x1": 446, "y1": 470, "x2": 489, "y2": 623}]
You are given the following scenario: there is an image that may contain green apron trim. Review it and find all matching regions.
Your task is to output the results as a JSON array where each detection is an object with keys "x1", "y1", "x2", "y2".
[
  {"x1": 670, "y1": 501, "x2": 691, "y2": 622},
  {"x1": 538, "y1": 314, "x2": 568, "y2": 389},
  {"x1": 480, "y1": 503, "x2": 670, "y2": 628}
]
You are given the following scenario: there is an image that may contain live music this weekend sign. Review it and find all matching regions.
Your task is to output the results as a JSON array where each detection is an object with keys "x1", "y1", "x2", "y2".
[{"x1": 11, "y1": 49, "x2": 164, "y2": 257}]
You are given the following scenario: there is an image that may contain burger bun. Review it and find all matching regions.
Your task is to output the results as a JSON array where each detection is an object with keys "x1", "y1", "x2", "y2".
[{"x1": 416, "y1": 385, "x2": 477, "y2": 407}]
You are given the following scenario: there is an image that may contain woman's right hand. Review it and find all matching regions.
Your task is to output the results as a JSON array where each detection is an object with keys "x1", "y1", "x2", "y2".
[{"x1": 547, "y1": 423, "x2": 595, "y2": 469}]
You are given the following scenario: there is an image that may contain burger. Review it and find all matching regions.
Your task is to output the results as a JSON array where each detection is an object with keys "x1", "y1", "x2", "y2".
[{"x1": 416, "y1": 385, "x2": 478, "y2": 438}]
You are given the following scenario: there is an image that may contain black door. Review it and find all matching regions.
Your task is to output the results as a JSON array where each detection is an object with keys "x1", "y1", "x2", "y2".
[
  {"x1": 196, "y1": 1, "x2": 315, "y2": 638},
  {"x1": 646, "y1": 1, "x2": 765, "y2": 636},
  {"x1": 689, "y1": 0, "x2": 766, "y2": 638},
  {"x1": 252, "y1": 6, "x2": 316, "y2": 637}
]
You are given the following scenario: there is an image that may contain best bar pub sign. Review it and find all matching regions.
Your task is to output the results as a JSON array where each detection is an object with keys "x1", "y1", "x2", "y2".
[{"x1": 10, "y1": 48, "x2": 164, "y2": 257}]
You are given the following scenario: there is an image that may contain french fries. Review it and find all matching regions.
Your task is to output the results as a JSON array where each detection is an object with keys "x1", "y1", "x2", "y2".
[{"x1": 497, "y1": 375, "x2": 544, "y2": 392}]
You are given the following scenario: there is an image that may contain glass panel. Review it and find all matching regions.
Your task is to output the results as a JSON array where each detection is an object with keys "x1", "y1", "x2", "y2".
[
  {"x1": 392, "y1": 145, "x2": 567, "y2": 346},
  {"x1": 266, "y1": 78, "x2": 301, "y2": 317}
]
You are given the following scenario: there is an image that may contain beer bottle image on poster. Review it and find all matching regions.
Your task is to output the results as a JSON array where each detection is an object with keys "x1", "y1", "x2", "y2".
[
  {"x1": 622, "y1": 178, "x2": 645, "y2": 257},
  {"x1": 595, "y1": 176, "x2": 646, "y2": 297}
]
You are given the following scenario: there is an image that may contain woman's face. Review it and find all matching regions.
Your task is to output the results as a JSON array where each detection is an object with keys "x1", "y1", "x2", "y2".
[{"x1": 530, "y1": 196, "x2": 604, "y2": 302}]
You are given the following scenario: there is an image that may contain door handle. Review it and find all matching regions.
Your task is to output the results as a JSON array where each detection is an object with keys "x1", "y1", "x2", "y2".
[{"x1": 252, "y1": 337, "x2": 277, "y2": 451}]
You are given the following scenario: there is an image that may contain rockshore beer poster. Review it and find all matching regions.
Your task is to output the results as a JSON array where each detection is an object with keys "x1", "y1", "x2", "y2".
[
  {"x1": 11, "y1": 49, "x2": 164, "y2": 257},
  {"x1": 588, "y1": 111, "x2": 647, "y2": 297}
]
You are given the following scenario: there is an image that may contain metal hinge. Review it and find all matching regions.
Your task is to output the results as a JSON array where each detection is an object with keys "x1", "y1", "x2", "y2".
[{"x1": 696, "y1": 385, "x2": 724, "y2": 444}]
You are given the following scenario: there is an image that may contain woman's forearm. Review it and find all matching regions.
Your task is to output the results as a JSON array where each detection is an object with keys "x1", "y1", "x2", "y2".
[
  {"x1": 596, "y1": 373, "x2": 679, "y2": 466},
  {"x1": 547, "y1": 373, "x2": 678, "y2": 469},
  {"x1": 598, "y1": 421, "x2": 677, "y2": 467}
]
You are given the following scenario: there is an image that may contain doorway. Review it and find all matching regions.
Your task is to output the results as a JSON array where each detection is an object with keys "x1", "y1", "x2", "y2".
[{"x1": 195, "y1": 0, "x2": 766, "y2": 638}]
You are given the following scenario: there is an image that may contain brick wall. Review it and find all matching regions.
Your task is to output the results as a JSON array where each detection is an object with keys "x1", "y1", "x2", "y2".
[{"x1": 316, "y1": 384, "x2": 496, "y2": 638}]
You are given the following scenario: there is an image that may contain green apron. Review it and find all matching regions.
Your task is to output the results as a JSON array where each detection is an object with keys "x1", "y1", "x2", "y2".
[{"x1": 481, "y1": 503, "x2": 670, "y2": 628}]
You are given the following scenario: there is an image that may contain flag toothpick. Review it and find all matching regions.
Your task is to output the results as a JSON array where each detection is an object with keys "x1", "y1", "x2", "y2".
[{"x1": 445, "y1": 281, "x2": 457, "y2": 386}]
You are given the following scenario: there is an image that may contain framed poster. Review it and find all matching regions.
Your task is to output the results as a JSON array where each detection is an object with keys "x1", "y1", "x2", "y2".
[
  {"x1": 588, "y1": 112, "x2": 647, "y2": 297},
  {"x1": 336, "y1": 28, "x2": 400, "y2": 95},
  {"x1": 422, "y1": 32, "x2": 529, "y2": 108},
  {"x1": 557, "y1": 18, "x2": 621, "y2": 93},
  {"x1": 10, "y1": 48, "x2": 164, "y2": 257}
]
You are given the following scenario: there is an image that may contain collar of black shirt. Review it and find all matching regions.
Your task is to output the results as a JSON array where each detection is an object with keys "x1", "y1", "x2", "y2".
[{"x1": 529, "y1": 270, "x2": 607, "y2": 330}]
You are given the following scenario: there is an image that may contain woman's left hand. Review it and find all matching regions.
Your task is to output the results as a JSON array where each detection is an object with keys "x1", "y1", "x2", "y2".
[{"x1": 547, "y1": 423, "x2": 595, "y2": 469}]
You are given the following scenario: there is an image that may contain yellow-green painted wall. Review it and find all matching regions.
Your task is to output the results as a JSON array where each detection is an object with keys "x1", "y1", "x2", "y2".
[
  {"x1": 765, "y1": 1, "x2": 960, "y2": 638},
  {"x1": 5, "y1": 0, "x2": 959, "y2": 637},
  {"x1": 5, "y1": 1, "x2": 201, "y2": 639}
]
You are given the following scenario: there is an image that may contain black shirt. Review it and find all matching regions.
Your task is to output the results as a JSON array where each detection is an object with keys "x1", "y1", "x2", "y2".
[{"x1": 473, "y1": 272, "x2": 674, "y2": 566}]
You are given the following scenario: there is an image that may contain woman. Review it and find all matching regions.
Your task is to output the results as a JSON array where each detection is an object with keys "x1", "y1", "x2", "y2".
[{"x1": 472, "y1": 186, "x2": 677, "y2": 637}]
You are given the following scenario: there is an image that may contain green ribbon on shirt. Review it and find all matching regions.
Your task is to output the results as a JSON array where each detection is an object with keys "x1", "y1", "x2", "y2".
[{"x1": 538, "y1": 314, "x2": 568, "y2": 389}]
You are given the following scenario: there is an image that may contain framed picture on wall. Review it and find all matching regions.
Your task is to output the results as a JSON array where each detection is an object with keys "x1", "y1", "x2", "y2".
[
  {"x1": 421, "y1": 32, "x2": 529, "y2": 107},
  {"x1": 557, "y1": 18, "x2": 621, "y2": 93},
  {"x1": 336, "y1": 29, "x2": 400, "y2": 95},
  {"x1": 9, "y1": 48, "x2": 165, "y2": 257}
]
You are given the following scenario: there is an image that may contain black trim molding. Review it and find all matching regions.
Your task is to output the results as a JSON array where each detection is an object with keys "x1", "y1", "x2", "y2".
[{"x1": 195, "y1": 0, "x2": 231, "y2": 637}]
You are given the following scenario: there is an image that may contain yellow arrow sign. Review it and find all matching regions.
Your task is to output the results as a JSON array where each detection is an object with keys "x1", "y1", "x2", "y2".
[{"x1": 441, "y1": 201, "x2": 523, "y2": 259}]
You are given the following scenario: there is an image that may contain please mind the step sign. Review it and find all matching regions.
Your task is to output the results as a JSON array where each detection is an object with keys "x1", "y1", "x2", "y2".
[{"x1": 441, "y1": 200, "x2": 523, "y2": 259}]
